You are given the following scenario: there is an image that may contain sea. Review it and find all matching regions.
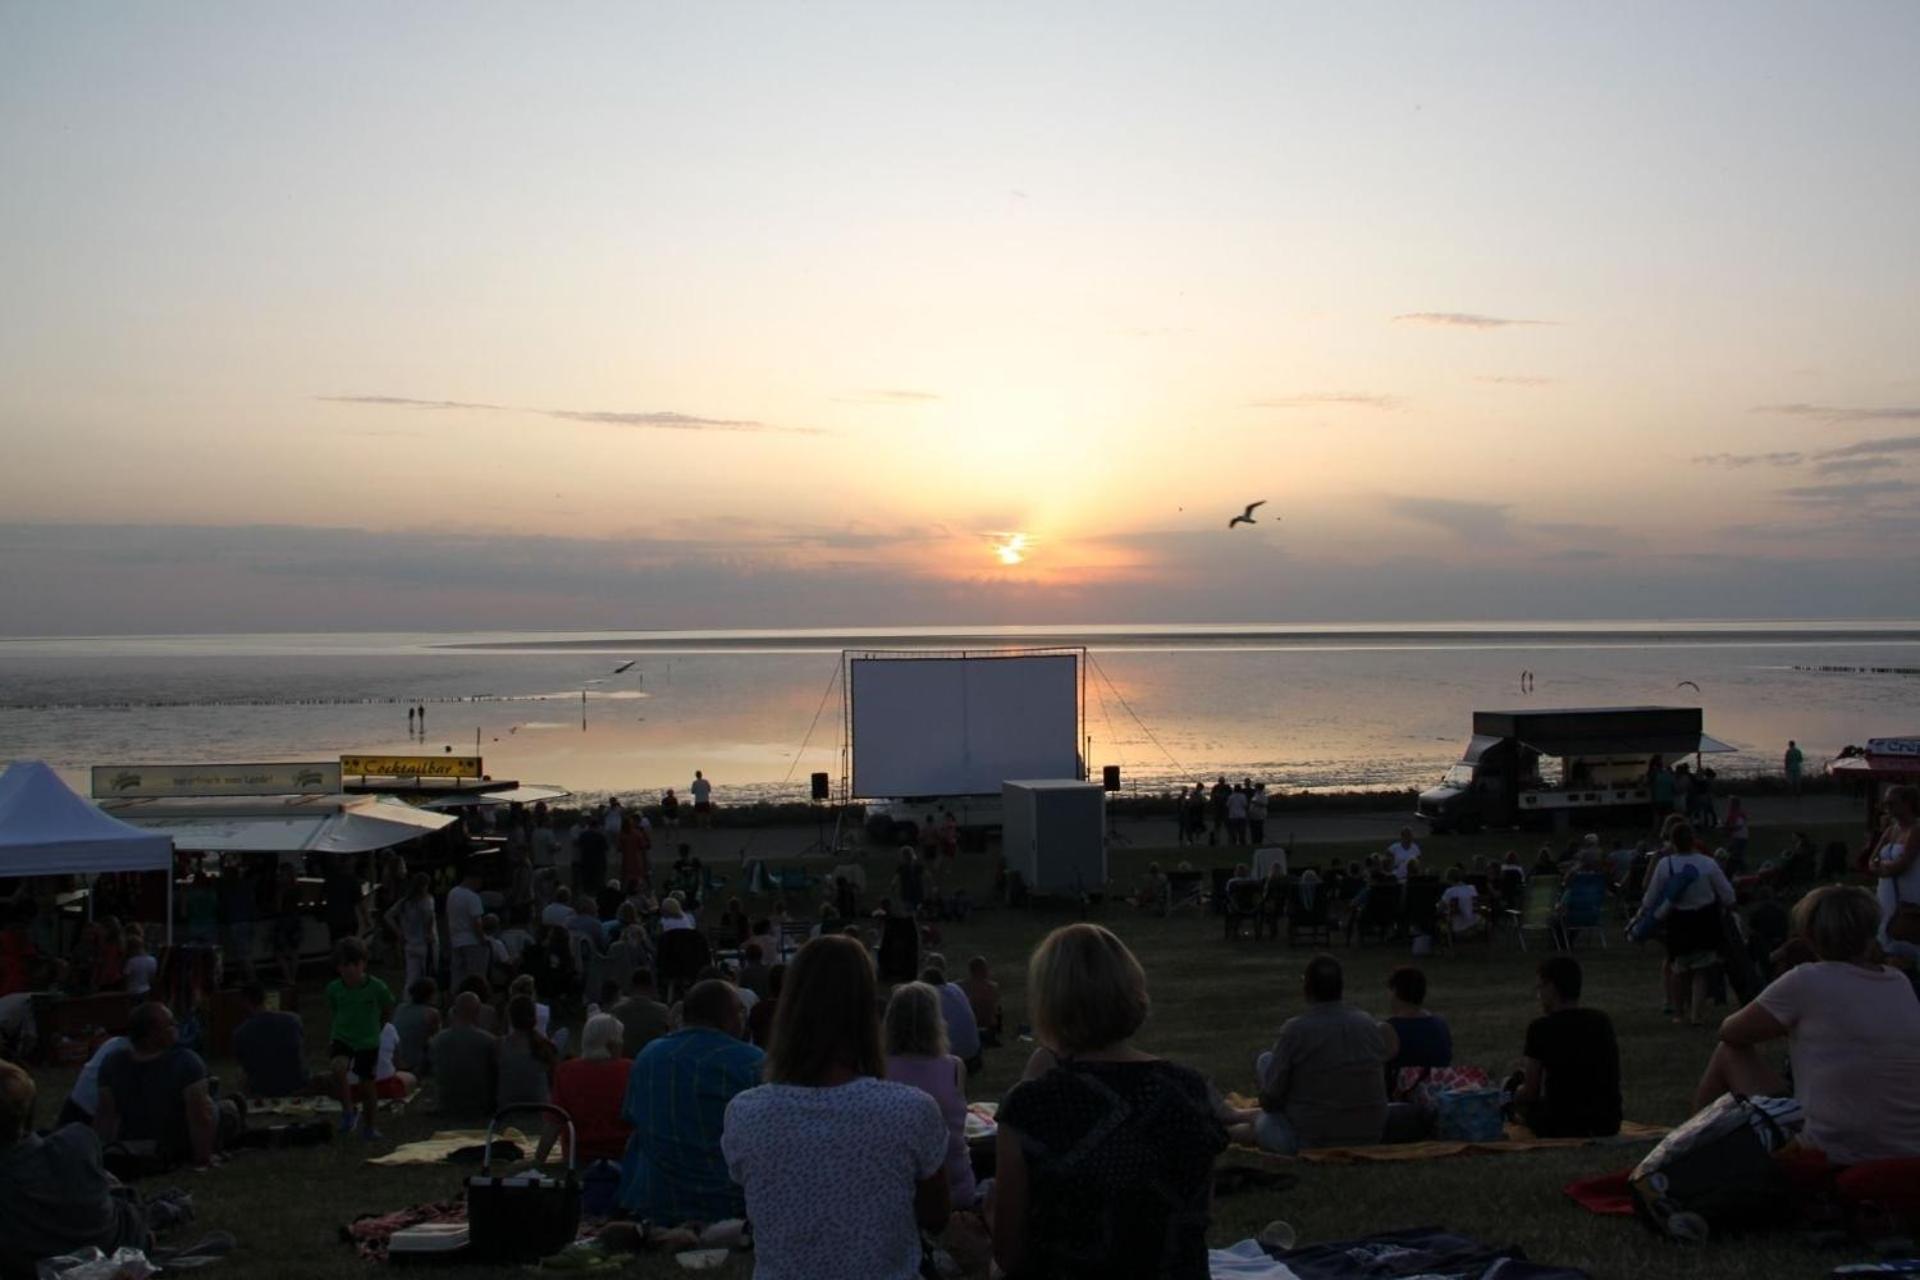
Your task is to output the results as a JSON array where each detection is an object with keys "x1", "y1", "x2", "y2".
[{"x1": 2, "y1": 622, "x2": 1918, "y2": 805}]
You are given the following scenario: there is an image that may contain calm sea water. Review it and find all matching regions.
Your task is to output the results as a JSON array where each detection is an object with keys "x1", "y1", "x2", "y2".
[{"x1": 2, "y1": 623, "x2": 1917, "y2": 803}]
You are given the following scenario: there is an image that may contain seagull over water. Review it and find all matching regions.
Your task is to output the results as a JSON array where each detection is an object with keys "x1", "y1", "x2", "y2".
[
  {"x1": 1228, "y1": 500, "x2": 1267, "y2": 528},
  {"x1": 613, "y1": 660, "x2": 636, "y2": 675}
]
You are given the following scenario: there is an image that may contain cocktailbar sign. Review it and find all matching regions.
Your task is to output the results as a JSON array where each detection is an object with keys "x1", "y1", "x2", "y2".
[{"x1": 339, "y1": 754, "x2": 484, "y2": 779}]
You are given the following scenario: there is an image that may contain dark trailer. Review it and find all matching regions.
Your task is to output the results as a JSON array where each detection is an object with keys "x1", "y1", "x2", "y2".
[{"x1": 1418, "y1": 705, "x2": 1733, "y2": 833}]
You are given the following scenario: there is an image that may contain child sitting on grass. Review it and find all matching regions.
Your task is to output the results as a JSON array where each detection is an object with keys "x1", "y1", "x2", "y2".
[{"x1": 326, "y1": 937, "x2": 394, "y2": 1140}]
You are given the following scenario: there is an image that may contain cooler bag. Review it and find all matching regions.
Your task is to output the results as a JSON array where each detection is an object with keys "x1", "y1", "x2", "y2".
[
  {"x1": 464, "y1": 1105, "x2": 581, "y2": 1263},
  {"x1": 1630, "y1": 1093, "x2": 1801, "y2": 1238},
  {"x1": 1432, "y1": 1087, "x2": 1505, "y2": 1142}
]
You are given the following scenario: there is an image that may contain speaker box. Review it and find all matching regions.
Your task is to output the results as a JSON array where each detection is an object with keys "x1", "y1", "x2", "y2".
[
  {"x1": 1101, "y1": 765, "x2": 1121, "y2": 792},
  {"x1": 810, "y1": 772, "x2": 831, "y2": 801}
]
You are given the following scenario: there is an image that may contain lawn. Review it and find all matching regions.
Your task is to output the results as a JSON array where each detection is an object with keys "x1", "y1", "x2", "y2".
[{"x1": 24, "y1": 815, "x2": 1876, "y2": 1279}]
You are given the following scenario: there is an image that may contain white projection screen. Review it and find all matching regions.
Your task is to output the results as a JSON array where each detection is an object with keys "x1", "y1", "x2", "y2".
[{"x1": 850, "y1": 653, "x2": 1081, "y2": 796}]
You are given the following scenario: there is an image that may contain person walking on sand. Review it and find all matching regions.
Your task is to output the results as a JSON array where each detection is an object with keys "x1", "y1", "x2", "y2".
[{"x1": 1784, "y1": 740, "x2": 1805, "y2": 796}]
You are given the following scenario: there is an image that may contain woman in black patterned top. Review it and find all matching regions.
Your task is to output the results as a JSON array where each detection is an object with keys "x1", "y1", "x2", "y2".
[{"x1": 993, "y1": 923, "x2": 1227, "y2": 1280}]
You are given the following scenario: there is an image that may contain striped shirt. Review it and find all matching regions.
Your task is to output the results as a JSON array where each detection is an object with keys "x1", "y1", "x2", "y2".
[{"x1": 617, "y1": 1027, "x2": 764, "y2": 1223}]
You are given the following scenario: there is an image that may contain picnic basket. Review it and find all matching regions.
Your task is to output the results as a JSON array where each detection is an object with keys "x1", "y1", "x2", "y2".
[{"x1": 464, "y1": 1105, "x2": 581, "y2": 1263}]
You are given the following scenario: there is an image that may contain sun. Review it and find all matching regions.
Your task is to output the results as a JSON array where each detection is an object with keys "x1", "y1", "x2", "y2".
[{"x1": 992, "y1": 533, "x2": 1030, "y2": 566}]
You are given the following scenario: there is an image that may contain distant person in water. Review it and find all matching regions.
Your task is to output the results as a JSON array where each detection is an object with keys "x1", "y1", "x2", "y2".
[{"x1": 1784, "y1": 740, "x2": 1804, "y2": 795}]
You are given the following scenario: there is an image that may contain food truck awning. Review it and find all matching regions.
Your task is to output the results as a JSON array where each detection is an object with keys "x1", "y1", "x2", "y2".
[
  {"x1": 1515, "y1": 732, "x2": 1736, "y2": 759},
  {"x1": 104, "y1": 794, "x2": 457, "y2": 854}
]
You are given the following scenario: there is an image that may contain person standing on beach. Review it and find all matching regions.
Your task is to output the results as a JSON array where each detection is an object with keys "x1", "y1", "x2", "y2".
[
  {"x1": 691, "y1": 771, "x2": 714, "y2": 829},
  {"x1": 1784, "y1": 741, "x2": 1805, "y2": 795},
  {"x1": 1249, "y1": 784, "x2": 1269, "y2": 847},
  {"x1": 1208, "y1": 777, "x2": 1230, "y2": 846},
  {"x1": 407, "y1": 705, "x2": 415, "y2": 734}
]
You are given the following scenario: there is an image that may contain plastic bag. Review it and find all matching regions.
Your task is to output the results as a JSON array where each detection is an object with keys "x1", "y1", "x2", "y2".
[{"x1": 35, "y1": 1247, "x2": 155, "y2": 1280}]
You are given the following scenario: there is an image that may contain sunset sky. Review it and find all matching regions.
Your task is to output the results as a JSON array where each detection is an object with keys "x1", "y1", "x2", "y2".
[{"x1": 4, "y1": 2, "x2": 1918, "y2": 633}]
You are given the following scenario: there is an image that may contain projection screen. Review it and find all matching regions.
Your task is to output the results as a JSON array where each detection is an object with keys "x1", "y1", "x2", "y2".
[{"x1": 850, "y1": 653, "x2": 1081, "y2": 796}]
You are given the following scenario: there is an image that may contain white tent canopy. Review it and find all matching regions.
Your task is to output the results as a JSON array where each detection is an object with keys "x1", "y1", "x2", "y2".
[
  {"x1": 0, "y1": 760, "x2": 174, "y2": 876},
  {"x1": 103, "y1": 793, "x2": 457, "y2": 855}
]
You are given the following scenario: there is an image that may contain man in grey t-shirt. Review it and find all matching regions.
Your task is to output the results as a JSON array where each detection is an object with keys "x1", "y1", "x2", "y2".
[
  {"x1": 1255, "y1": 954, "x2": 1394, "y2": 1154},
  {"x1": 428, "y1": 993, "x2": 498, "y2": 1120},
  {"x1": 0, "y1": 1061, "x2": 148, "y2": 1276}
]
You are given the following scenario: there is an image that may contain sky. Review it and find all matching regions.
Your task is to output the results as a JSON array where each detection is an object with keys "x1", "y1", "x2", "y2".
[{"x1": 3, "y1": 1, "x2": 1918, "y2": 634}]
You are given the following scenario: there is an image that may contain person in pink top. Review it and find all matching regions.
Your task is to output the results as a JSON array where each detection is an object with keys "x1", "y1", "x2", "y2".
[
  {"x1": 883, "y1": 981, "x2": 977, "y2": 1207},
  {"x1": 1693, "y1": 884, "x2": 1920, "y2": 1164}
]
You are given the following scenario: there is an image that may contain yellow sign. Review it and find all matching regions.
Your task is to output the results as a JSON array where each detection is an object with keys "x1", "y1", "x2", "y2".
[{"x1": 339, "y1": 754, "x2": 483, "y2": 779}]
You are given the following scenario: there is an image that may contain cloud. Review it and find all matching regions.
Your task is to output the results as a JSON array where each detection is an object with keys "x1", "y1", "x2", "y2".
[
  {"x1": 1392, "y1": 313, "x2": 1553, "y2": 329},
  {"x1": 1391, "y1": 496, "x2": 1515, "y2": 541},
  {"x1": 1692, "y1": 452, "x2": 1806, "y2": 468},
  {"x1": 1754, "y1": 403, "x2": 1920, "y2": 424},
  {"x1": 1777, "y1": 479, "x2": 1916, "y2": 503},
  {"x1": 316, "y1": 395, "x2": 820, "y2": 435},
  {"x1": 1814, "y1": 457, "x2": 1893, "y2": 476},
  {"x1": 1817, "y1": 434, "x2": 1920, "y2": 460},
  {"x1": 1246, "y1": 393, "x2": 1406, "y2": 411},
  {"x1": 1475, "y1": 375, "x2": 1558, "y2": 386},
  {"x1": 832, "y1": 389, "x2": 943, "y2": 405}
]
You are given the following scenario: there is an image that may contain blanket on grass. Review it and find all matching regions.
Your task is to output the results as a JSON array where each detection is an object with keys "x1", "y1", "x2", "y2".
[
  {"x1": 1222, "y1": 1094, "x2": 1665, "y2": 1164},
  {"x1": 247, "y1": 1089, "x2": 420, "y2": 1119},
  {"x1": 366, "y1": 1128, "x2": 539, "y2": 1167},
  {"x1": 1270, "y1": 1227, "x2": 1591, "y2": 1279}
]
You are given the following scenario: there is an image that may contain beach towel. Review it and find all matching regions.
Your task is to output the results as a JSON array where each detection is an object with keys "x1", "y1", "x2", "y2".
[
  {"x1": 1222, "y1": 1093, "x2": 1666, "y2": 1164},
  {"x1": 366, "y1": 1128, "x2": 538, "y2": 1167},
  {"x1": 341, "y1": 1198, "x2": 466, "y2": 1262},
  {"x1": 1209, "y1": 1239, "x2": 1299, "y2": 1278},
  {"x1": 1272, "y1": 1227, "x2": 1590, "y2": 1279},
  {"x1": 1564, "y1": 1170, "x2": 1636, "y2": 1216}
]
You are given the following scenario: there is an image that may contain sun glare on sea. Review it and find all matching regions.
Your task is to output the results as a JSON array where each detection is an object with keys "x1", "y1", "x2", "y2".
[{"x1": 993, "y1": 533, "x2": 1030, "y2": 566}]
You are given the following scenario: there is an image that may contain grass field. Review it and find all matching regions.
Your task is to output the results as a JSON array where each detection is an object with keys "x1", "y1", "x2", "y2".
[{"x1": 24, "y1": 815, "x2": 1878, "y2": 1279}]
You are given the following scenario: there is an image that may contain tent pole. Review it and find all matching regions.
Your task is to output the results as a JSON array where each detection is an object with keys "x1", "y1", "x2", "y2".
[{"x1": 165, "y1": 868, "x2": 175, "y2": 947}]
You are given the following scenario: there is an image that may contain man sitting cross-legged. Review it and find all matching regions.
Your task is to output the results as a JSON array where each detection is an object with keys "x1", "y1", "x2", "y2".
[
  {"x1": 1507, "y1": 955, "x2": 1621, "y2": 1138},
  {"x1": 0, "y1": 1060, "x2": 150, "y2": 1277},
  {"x1": 617, "y1": 977, "x2": 763, "y2": 1225},
  {"x1": 94, "y1": 1001, "x2": 239, "y2": 1172},
  {"x1": 1252, "y1": 954, "x2": 1395, "y2": 1154},
  {"x1": 232, "y1": 981, "x2": 311, "y2": 1099}
]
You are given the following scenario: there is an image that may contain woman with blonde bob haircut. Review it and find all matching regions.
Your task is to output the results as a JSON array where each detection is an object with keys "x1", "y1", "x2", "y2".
[
  {"x1": 994, "y1": 925, "x2": 1226, "y2": 1280},
  {"x1": 1692, "y1": 885, "x2": 1920, "y2": 1164},
  {"x1": 885, "y1": 981, "x2": 977, "y2": 1206},
  {"x1": 722, "y1": 936, "x2": 952, "y2": 1280}
]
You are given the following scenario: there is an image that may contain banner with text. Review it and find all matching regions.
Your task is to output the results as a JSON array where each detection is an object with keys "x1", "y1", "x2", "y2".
[
  {"x1": 92, "y1": 762, "x2": 343, "y2": 799},
  {"x1": 339, "y1": 754, "x2": 483, "y2": 779}
]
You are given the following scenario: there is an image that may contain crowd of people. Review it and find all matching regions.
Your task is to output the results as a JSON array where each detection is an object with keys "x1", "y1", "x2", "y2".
[{"x1": 4, "y1": 774, "x2": 1920, "y2": 1278}]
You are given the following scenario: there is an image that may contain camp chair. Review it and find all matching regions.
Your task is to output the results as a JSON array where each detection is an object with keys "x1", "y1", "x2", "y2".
[
  {"x1": 1165, "y1": 870, "x2": 1206, "y2": 914},
  {"x1": 1254, "y1": 875, "x2": 1289, "y2": 940},
  {"x1": 1222, "y1": 878, "x2": 1262, "y2": 941},
  {"x1": 1286, "y1": 879, "x2": 1333, "y2": 948},
  {"x1": 1502, "y1": 876, "x2": 1563, "y2": 951},
  {"x1": 1350, "y1": 880, "x2": 1403, "y2": 945},
  {"x1": 1555, "y1": 872, "x2": 1610, "y2": 949},
  {"x1": 776, "y1": 919, "x2": 812, "y2": 960}
]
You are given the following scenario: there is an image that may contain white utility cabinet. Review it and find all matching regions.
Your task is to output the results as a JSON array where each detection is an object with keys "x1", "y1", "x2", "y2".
[{"x1": 1002, "y1": 779, "x2": 1107, "y2": 896}]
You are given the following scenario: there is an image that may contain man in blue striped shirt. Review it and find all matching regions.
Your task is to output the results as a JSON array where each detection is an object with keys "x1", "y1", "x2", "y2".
[{"x1": 618, "y1": 979, "x2": 762, "y2": 1223}]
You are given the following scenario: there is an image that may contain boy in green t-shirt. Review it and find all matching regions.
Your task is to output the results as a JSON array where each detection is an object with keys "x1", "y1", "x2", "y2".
[{"x1": 326, "y1": 936, "x2": 395, "y2": 1139}]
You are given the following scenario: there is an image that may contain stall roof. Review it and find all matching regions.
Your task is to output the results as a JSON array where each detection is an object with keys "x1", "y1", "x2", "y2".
[
  {"x1": 103, "y1": 793, "x2": 456, "y2": 855},
  {"x1": 0, "y1": 760, "x2": 174, "y2": 875},
  {"x1": 419, "y1": 784, "x2": 571, "y2": 810}
]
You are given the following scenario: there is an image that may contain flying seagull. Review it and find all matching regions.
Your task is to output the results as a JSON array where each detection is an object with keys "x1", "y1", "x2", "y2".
[
  {"x1": 613, "y1": 660, "x2": 636, "y2": 675},
  {"x1": 1676, "y1": 680, "x2": 1701, "y2": 693},
  {"x1": 1228, "y1": 500, "x2": 1267, "y2": 528}
]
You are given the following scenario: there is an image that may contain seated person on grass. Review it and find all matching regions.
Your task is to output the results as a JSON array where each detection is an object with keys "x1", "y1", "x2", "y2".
[
  {"x1": 1383, "y1": 965, "x2": 1453, "y2": 1083},
  {"x1": 1253, "y1": 954, "x2": 1394, "y2": 1154},
  {"x1": 0, "y1": 1061, "x2": 149, "y2": 1277},
  {"x1": 921, "y1": 955, "x2": 984, "y2": 1076},
  {"x1": 232, "y1": 981, "x2": 310, "y2": 1098},
  {"x1": 1508, "y1": 956, "x2": 1621, "y2": 1138},
  {"x1": 429, "y1": 991, "x2": 499, "y2": 1120},
  {"x1": 1439, "y1": 868, "x2": 1484, "y2": 943},
  {"x1": 961, "y1": 955, "x2": 1003, "y2": 1047},
  {"x1": 95, "y1": 1001, "x2": 237, "y2": 1171},
  {"x1": 391, "y1": 978, "x2": 441, "y2": 1076},
  {"x1": 1692, "y1": 885, "x2": 1920, "y2": 1165},
  {"x1": 619, "y1": 978, "x2": 763, "y2": 1224}
]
